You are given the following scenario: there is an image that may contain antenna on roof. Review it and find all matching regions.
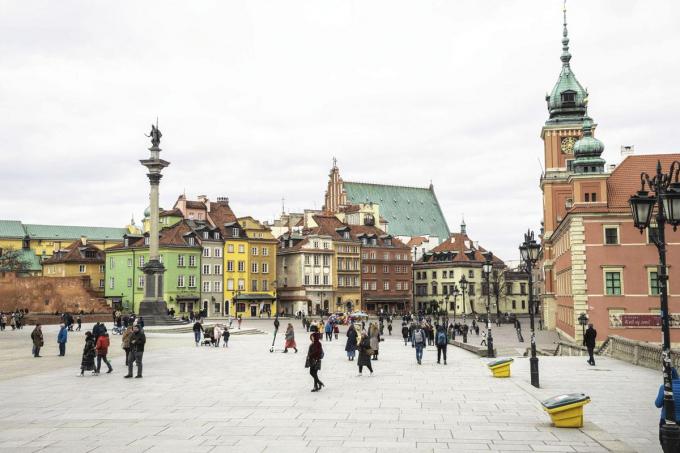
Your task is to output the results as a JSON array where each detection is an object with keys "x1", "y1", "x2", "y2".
[{"x1": 282, "y1": 197, "x2": 286, "y2": 215}]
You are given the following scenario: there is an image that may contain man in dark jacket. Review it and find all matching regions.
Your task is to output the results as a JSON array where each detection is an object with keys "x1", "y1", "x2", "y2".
[
  {"x1": 583, "y1": 324, "x2": 597, "y2": 366},
  {"x1": 193, "y1": 321, "x2": 204, "y2": 346},
  {"x1": 125, "y1": 325, "x2": 146, "y2": 378}
]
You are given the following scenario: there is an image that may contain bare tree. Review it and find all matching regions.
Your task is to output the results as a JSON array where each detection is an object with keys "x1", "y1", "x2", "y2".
[
  {"x1": 0, "y1": 247, "x2": 29, "y2": 275},
  {"x1": 490, "y1": 268, "x2": 508, "y2": 322}
]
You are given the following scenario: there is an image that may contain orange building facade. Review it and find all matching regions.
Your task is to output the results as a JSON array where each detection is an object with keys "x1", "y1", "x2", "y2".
[{"x1": 540, "y1": 11, "x2": 680, "y2": 343}]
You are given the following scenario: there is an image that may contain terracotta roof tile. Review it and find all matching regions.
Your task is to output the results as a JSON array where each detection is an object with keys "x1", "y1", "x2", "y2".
[
  {"x1": 43, "y1": 240, "x2": 104, "y2": 264},
  {"x1": 607, "y1": 154, "x2": 680, "y2": 209}
]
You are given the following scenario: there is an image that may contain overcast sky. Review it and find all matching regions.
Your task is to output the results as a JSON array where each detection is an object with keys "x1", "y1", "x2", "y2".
[{"x1": 1, "y1": 0, "x2": 679, "y2": 261}]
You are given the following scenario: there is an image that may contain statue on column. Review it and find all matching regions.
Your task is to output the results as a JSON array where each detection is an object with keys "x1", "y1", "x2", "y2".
[{"x1": 145, "y1": 123, "x2": 162, "y2": 148}]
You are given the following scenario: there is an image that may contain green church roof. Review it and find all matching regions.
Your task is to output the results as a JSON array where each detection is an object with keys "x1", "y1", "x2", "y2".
[
  {"x1": 343, "y1": 182, "x2": 450, "y2": 240},
  {"x1": 0, "y1": 220, "x2": 27, "y2": 238},
  {"x1": 23, "y1": 224, "x2": 127, "y2": 241},
  {"x1": 18, "y1": 249, "x2": 42, "y2": 272}
]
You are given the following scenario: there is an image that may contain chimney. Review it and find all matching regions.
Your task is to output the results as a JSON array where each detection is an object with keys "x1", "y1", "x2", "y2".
[
  {"x1": 80, "y1": 236, "x2": 87, "y2": 246},
  {"x1": 621, "y1": 145, "x2": 635, "y2": 157}
]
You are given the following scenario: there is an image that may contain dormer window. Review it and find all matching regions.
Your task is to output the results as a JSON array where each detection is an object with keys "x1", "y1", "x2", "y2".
[
  {"x1": 384, "y1": 238, "x2": 392, "y2": 246},
  {"x1": 214, "y1": 232, "x2": 220, "y2": 239},
  {"x1": 343, "y1": 231, "x2": 350, "y2": 240},
  {"x1": 203, "y1": 232, "x2": 209, "y2": 239},
  {"x1": 232, "y1": 227, "x2": 239, "y2": 237},
  {"x1": 124, "y1": 238, "x2": 129, "y2": 247},
  {"x1": 361, "y1": 238, "x2": 368, "y2": 246},
  {"x1": 561, "y1": 91, "x2": 576, "y2": 106},
  {"x1": 188, "y1": 237, "x2": 195, "y2": 246},
  {"x1": 144, "y1": 237, "x2": 149, "y2": 246}
]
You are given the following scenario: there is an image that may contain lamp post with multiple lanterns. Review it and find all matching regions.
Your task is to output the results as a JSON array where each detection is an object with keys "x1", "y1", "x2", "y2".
[
  {"x1": 482, "y1": 252, "x2": 495, "y2": 358},
  {"x1": 519, "y1": 230, "x2": 541, "y2": 388},
  {"x1": 458, "y1": 275, "x2": 468, "y2": 319},
  {"x1": 629, "y1": 160, "x2": 680, "y2": 452}
]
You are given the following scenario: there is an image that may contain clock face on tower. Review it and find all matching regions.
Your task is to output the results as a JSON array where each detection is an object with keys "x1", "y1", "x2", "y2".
[{"x1": 561, "y1": 136, "x2": 576, "y2": 154}]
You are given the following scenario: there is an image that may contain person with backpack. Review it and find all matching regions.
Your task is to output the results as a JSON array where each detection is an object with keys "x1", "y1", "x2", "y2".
[
  {"x1": 401, "y1": 323, "x2": 409, "y2": 346},
  {"x1": 95, "y1": 332, "x2": 113, "y2": 374},
  {"x1": 435, "y1": 325, "x2": 448, "y2": 365},
  {"x1": 413, "y1": 324, "x2": 426, "y2": 365}
]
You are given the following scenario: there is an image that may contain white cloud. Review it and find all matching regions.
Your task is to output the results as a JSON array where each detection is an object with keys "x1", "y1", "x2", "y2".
[{"x1": 0, "y1": 0, "x2": 678, "y2": 261}]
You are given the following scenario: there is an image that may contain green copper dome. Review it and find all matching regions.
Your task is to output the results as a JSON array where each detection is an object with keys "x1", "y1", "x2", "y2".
[
  {"x1": 573, "y1": 116, "x2": 605, "y2": 173},
  {"x1": 545, "y1": 8, "x2": 588, "y2": 123}
]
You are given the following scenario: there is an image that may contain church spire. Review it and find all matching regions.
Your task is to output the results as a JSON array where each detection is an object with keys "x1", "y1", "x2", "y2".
[{"x1": 561, "y1": 1, "x2": 571, "y2": 67}]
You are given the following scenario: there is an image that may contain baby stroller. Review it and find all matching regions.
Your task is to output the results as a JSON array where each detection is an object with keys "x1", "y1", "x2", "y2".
[
  {"x1": 112, "y1": 325, "x2": 125, "y2": 335},
  {"x1": 202, "y1": 326, "x2": 216, "y2": 346}
]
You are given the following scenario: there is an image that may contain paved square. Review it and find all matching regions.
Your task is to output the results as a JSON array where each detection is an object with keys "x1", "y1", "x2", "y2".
[{"x1": 0, "y1": 321, "x2": 662, "y2": 452}]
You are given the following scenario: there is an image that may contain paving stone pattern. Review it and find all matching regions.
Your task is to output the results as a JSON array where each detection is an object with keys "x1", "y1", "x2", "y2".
[{"x1": 0, "y1": 321, "x2": 663, "y2": 452}]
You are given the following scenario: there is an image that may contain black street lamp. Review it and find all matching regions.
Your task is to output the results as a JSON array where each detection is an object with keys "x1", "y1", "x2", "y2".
[
  {"x1": 458, "y1": 275, "x2": 468, "y2": 319},
  {"x1": 520, "y1": 229, "x2": 541, "y2": 388},
  {"x1": 482, "y1": 252, "x2": 495, "y2": 358},
  {"x1": 451, "y1": 283, "x2": 459, "y2": 325},
  {"x1": 629, "y1": 160, "x2": 680, "y2": 453},
  {"x1": 578, "y1": 312, "x2": 588, "y2": 340}
]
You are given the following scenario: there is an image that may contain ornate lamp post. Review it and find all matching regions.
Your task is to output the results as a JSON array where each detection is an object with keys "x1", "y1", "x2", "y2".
[
  {"x1": 482, "y1": 252, "x2": 495, "y2": 358},
  {"x1": 458, "y1": 275, "x2": 468, "y2": 319},
  {"x1": 519, "y1": 230, "x2": 541, "y2": 388},
  {"x1": 629, "y1": 160, "x2": 680, "y2": 453},
  {"x1": 451, "y1": 284, "x2": 459, "y2": 325}
]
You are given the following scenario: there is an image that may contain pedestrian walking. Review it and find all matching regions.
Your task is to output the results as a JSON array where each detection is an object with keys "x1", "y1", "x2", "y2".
[
  {"x1": 333, "y1": 323, "x2": 339, "y2": 340},
  {"x1": 413, "y1": 324, "x2": 426, "y2": 365},
  {"x1": 305, "y1": 332, "x2": 324, "y2": 391},
  {"x1": 31, "y1": 324, "x2": 44, "y2": 357},
  {"x1": 76, "y1": 315, "x2": 82, "y2": 331},
  {"x1": 387, "y1": 322, "x2": 392, "y2": 336},
  {"x1": 583, "y1": 323, "x2": 597, "y2": 366},
  {"x1": 237, "y1": 315, "x2": 242, "y2": 330},
  {"x1": 193, "y1": 320, "x2": 203, "y2": 346},
  {"x1": 401, "y1": 322, "x2": 409, "y2": 346},
  {"x1": 57, "y1": 323, "x2": 68, "y2": 356},
  {"x1": 357, "y1": 332, "x2": 373, "y2": 376},
  {"x1": 9, "y1": 314, "x2": 16, "y2": 330},
  {"x1": 214, "y1": 324, "x2": 222, "y2": 347},
  {"x1": 122, "y1": 326, "x2": 133, "y2": 365},
  {"x1": 124, "y1": 325, "x2": 145, "y2": 378},
  {"x1": 324, "y1": 320, "x2": 333, "y2": 341},
  {"x1": 480, "y1": 330, "x2": 487, "y2": 346},
  {"x1": 0, "y1": 313, "x2": 6, "y2": 331},
  {"x1": 95, "y1": 332, "x2": 113, "y2": 374},
  {"x1": 222, "y1": 327, "x2": 230, "y2": 347},
  {"x1": 345, "y1": 323, "x2": 358, "y2": 361},
  {"x1": 462, "y1": 324, "x2": 469, "y2": 343},
  {"x1": 368, "y1": 322, "x2": 380, "y2": 360},
  {"x1": 80, "y1": 332, "x2": 96, "y2": 376},
  {"x1": 435, "y1": 325, "x2": 448, "y2": 365},
  {"x1": 284, "y1": 323, "x2": 298, "y2": 353}
]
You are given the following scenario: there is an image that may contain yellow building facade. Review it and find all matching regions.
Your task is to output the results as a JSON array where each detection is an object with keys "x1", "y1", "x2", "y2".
[{"x1": 42, "y1": 239, "x2": 106, "y2": 295}]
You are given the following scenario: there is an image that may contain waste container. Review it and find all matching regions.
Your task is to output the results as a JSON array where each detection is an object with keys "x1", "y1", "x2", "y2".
[
  {"x1": 541, "y1": 393, "x2": 591, "y2": 428},
  {"x1": 487, "y1": 358, "x2": 513, "y2": 378}
]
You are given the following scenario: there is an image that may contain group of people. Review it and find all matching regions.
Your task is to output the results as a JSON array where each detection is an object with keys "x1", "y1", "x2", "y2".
[
  {"x1": 192, "y1": 320, "x2": 231, "y2": 347},
  {"x1": 0, "y1": 311, "x2": 27, "y2": 330}
]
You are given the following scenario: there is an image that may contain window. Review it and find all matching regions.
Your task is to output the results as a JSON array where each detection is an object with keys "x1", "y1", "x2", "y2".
[
  {"x1": 592, "y1": 193, "x2": 597, "y2": 202},
  {"x1": 363, "y1": 281, "x2": 369, "y2": 290},
  {"x1": 363, "y1": 265, "x2": 369, "y2": 273},
  {"x1": 127, "y1": 278, "x2": 133, "y2": 288},
  {"x1": 396, "y1": 282, "x2": 402, "y2": 290},
  {"x1": 468, "y1": 283, "x2": 475, "y2": 296},
  {"x1": 227, "y1": 244, "x2": 234, "y2": 253},
  {"x1": 189, "y1": 275, "x2": 196, "y2": 287},
  {"x1": 177, "y1": 275, "x2": 185, "y2": 287},
  {"x1": 313, "y1": 275, "x2": 319, "y2": 285},
  {"x1": 227, "y1": 261, "x2": 234, "y2": 272},
  {"x1": 650, "y1": 270, "x2": 661, "y2": 295},
  {"x1": 203, "y1": 264, "x2": 211, "y2": 275},
  {"x1": 144, "y1": 236, "x2": 150, "y2": 246},
  {"x1": 99, "y1": 279, "x2": 105, "y2": 289},
  {"x1": 605, "y1": 271, "x2": 622, "y2": 295},
  {"x1": 262, "y1": 247, "x2": 269, "y2": 256},
  {"x1": 384, "y1": 265, "x2": 389, "y2": 273},
  {"x1": 323, "y1": 275, "x2": 329, "y2": 285},
  {"x1": 109, "y1": 277, "x2": 115, "y2": 289},
  {"x1": 203, "y1": 248, "x2": 210, "y2": 257},
  {"x1": 585, "y1": 193, "x2": 590, "y2": 202},
  {"x1": 313, "y1": 241, "x2": 319, "y2": 248},
  {"x1": 431, "y1": 282, "x2": 438, "y2": 295},
  {"x1": 648, "y1": 226, "x2": 660, "y2": 244},
  {"x1": 203, "y1": 232, "x2": 209, "y2": 239},
  {"x1": 79, "y1": 264, "x2": 86, "y2": 273},
  {"x1": 214, "y1": 281, "x2": 221, "y2": 292},
  {"x1": 304, "y1": 275, "x2": 310, "y2": 285},
  {"x1": 323, "y1": 255, "x2": 330, "y2": 267},
  {"x1": 238, "y1": 244, "x2": 245, "y2": 253},
  {"x1": 251, "y1": 280, "x2": 258, "y2": 291},
  {"x1": 343, "y1": 231, "x2": 350, "y2": 240},
  {"x1": 323, "y1": 242, "x2": 329, "y2": 249},
  {"x1": 468, "y1": 270, "x2": 474, "y2": 278},
  {"x1": 561, "y1": 91, "x2": 575, "y2": 104},
  {"x1": 159, "y1": 254, "x2": 163, "y2": 264},
  {"x1": 227, "y1": 279, "x2": 234, "y2": 290},
  {"x1": 214, "y1": 248, "x2": 221, "y2": 258},
  {"x1": 261, "y1": 280, "x2": 268, "y2": 291},
  {"x1": 251, "y1": 247, "x2": 258, "y2": 256},
  {"x1": 238, "y1": 279, "x2": 245, "y2": 290},
  {"x1": 203, "y1": 281, "x2": 211, "y2": 292},
  {"x1": 139, "y1": 256, "x2": 145, "y2": 267},
  {"x1": 189, "y1": 255, "x2": 196, "y2": 267},
  {"x1": 236, "y1": 303, "x2": 246, "y2": 312},
  {"x1": 604, "y1": 227, "x2": 619, "y2": 245},
  {"x1": 304, "y1": 255, "x2": 311, "y2": 265},
  {"x1": 238, "y1": 261, "x2": 245, "y2": 272},
  {"x1": 370, "y1": 265, "x2": 376, "y2": 273},
  {"x1": 512, "y1": 300, "x2": 516, "y2": 309},
  {"x1": 403, "y1": 281, "x2": 408, "y2": 290},
  {"x1": 178, "y1": 255, "x2": 185, "y2": 266},
  {"x1": 214, "y1": 264, "x2": 222, "y2": 275},
  {"x1": 521, "y1": 300, "x2": 526, "y2": 310},
  {"x1": 432, "y1": 271, "x2": 437, "y2": 279},
  {"x1": 314, "y1": 255, "x2": 320, "y2": 266},
  {"x1": 261, "y1": 263, "x2": 269, "y2": 274},
  {"x1": 188, "y1": 237, "x2": 195, "y2": 246},
  {"x1": 384, "y1": 281, "x2": 390, "y2": 291},
  {"x1": 99, "y1": 264, "x2": 105, "y2": 273},
  {"x1": 371, "y1": 281, "x2": 377, "y2": 290},
  {"x1": 127, "y1": 258, "x2": 133, "y2": 267},
  {"x1": 520, "y1": 283, "x2": 527, "y2": 295},
  {"x1": 252, "y1": 262, "x2": 258, "y2": 273},
  {"x1": 338, "y1": 276, "x2": 344, "y2": 287},
  {"x1": 337, "y1": 258, "x2": 343, "y2": 269},
  {"x1": 232, "y1": 227, "x2": 239, "y2": 237},
  {"x1": 214, "y1": 232, "x2": 220, "y2": 240}
]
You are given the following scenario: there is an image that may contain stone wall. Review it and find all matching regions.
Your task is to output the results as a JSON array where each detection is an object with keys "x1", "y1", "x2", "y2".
[{"x1": 0, "y1": 273, "x2": 111, "y2": 314}]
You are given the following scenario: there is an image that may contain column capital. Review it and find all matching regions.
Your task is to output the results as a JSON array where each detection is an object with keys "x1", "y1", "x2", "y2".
[{"x1": 147, "y1": 173, "x2": 163, "y2": 185}]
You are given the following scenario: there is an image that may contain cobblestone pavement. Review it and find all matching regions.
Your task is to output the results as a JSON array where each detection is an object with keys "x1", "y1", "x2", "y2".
[{"x1": 0, "y1": 320, "x2": 662, "y2": 452}]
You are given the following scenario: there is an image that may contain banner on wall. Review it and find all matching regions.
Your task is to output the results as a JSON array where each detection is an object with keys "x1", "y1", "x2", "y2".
[{"x1": 609, "y1": 313, "x2": 680, "y2": 328}]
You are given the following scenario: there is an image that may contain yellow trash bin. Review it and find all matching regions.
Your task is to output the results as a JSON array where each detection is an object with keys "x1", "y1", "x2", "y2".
[
  {"x1": 541, "y1": 393, "x2": 591, "y2": 428},
  {"x1": 487, "y1": 358, "x2": 513, "y2": 378}
]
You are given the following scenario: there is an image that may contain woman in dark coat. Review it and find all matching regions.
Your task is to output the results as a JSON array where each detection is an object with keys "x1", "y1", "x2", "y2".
[
  {"x1": 345, "y1": 323, "x2": 358, "y2": 361},
  {"x1": 80, "y1": 331, "x2": 96, "y2": 376},
  {"x1": 357, "y1": 332, "x2": 373, "y2": 376},
  {"x1": 306, "y1": 332, "x2": 324, "y2": 392}
]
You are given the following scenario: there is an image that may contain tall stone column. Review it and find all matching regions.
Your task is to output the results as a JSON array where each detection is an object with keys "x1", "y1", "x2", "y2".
[{"x1": 138, "y1": 123, "x2": 171, "y2": 323}]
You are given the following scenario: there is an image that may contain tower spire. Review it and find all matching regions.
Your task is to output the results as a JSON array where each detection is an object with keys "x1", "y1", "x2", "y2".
[{"x1": 561, "y1": 0, "x2": 571, "y2": 67}]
